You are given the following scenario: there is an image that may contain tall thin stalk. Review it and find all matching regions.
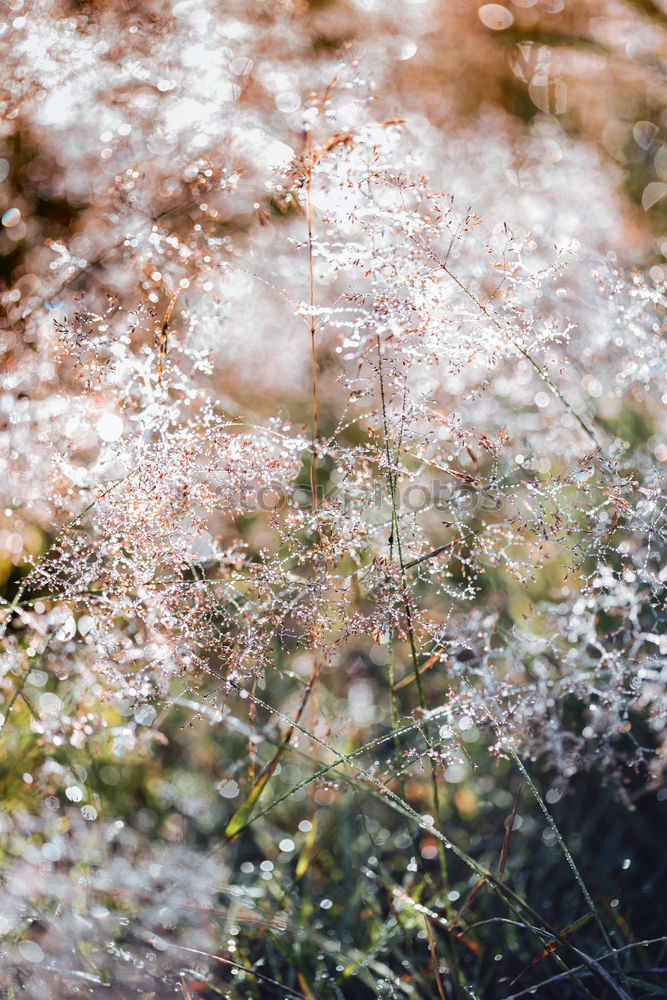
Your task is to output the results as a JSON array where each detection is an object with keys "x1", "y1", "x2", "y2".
[
  {"x1": 376, "y1": 334, "x2": 464, "y2": 993},
  {"x1": 305, "y1": 135, "x2": 319, "y2": 517}
]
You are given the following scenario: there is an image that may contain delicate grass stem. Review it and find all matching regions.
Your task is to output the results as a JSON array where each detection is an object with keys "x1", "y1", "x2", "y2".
[
  {"x1": 376, "y1": 334, "x2": 463, "y2": 992},
  {"x1": 305, "y1": 140, "x2": 319, "y2": 518}
]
